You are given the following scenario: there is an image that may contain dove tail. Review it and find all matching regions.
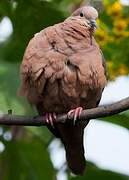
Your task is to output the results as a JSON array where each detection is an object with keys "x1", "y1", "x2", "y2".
[
  {"x1": 65, "y1": 134, "x2": 86, "y2": 175},
  {"x1": 56, "y1": 124, "x2": 86, "y2": 175}
]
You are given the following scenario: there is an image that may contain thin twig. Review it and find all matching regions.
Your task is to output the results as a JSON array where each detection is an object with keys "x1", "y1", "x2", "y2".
[{"x1": 0, "y1": 97, "x2": 129, "y2": 126}]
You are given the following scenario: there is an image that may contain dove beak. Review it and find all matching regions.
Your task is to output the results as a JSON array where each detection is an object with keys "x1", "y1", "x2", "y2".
[{"x1": 89, "y1": 19, "x2": 98, "y2": 29}]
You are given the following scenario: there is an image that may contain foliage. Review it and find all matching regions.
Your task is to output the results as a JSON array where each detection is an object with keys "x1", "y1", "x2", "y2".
[
  {"x1": 95, "y1": 0, "x2": 129, "y2": 80},
  {"x1": 0, "y1": 0, "x2": 70, "y2": 63},
  {"x1": 0, "y1": 140, "x2": 55, "y2": 179},
  {"x1": 0, "y1": 0, "x2": 129, "y2": 179},
  {"x1": 70, "y1": 162, "x2": 129, "y2": 180}
]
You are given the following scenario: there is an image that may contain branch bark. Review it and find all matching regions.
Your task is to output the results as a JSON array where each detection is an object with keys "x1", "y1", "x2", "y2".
[{"x1": 0, "y1": 97, "x2": 129, "y2": 126}]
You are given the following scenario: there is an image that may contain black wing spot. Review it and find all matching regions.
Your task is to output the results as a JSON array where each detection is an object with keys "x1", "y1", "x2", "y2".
[
  {"x1": 100, "y1": 49, "x2": 107, "y2": 76},
  {"x1": 71, "y1": 27, "x2": 86, "y2": 38},
  {"x1": 50, "y1": 41, "x2": 56, "y2": 49}
]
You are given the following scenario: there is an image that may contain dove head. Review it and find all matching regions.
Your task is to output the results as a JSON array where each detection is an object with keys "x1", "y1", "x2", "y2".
[{"x1": 71, "y1": 6, "x2": 98, "y2": 29}]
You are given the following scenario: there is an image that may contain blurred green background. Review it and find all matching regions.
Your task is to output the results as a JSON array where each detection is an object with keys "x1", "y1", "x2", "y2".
[{"x1": 0, "y1": 0, "x2": 129, "y2": 179}]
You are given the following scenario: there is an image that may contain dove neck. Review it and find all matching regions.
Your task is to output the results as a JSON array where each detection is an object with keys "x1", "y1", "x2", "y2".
[{"x1": 62, "y1": 19, "x2": 93, "y2": 42}]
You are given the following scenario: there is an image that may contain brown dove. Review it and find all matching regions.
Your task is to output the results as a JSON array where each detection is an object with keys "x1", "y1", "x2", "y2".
[{"x1": 19, "y1": 6, "x2": 107, "y2": 175}]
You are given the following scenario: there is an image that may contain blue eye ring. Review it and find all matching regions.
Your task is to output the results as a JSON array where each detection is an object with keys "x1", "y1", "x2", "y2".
[{"x1": 80, "y1": 12, "x2": 84, "y2": 17}]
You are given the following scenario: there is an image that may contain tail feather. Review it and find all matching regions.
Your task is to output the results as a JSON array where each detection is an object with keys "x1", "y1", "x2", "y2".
[
  {"x1": 55, "y1": 123, "x2": 86, "y2": 175},
  {"x1": 66, "y1": 137, "x2": 86, "y2": 175}
]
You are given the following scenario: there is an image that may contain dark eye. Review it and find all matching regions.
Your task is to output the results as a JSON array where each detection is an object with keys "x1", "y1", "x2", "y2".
[{"x1": 80, "y1": 12, "x2": 84, "y2": 17}]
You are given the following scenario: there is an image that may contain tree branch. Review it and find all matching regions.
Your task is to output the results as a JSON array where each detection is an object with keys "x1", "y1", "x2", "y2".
[{"x1": 0, "y1": 97, "x2": 129, "y2": 126}]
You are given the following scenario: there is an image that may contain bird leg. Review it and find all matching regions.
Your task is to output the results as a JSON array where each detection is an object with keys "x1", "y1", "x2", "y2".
[
  {"x1": 67, "y1": 107, "x2": 83, "y2": 125},
  {"x1": 46, "y1": 113, "x2": 56, "y2": 128}
]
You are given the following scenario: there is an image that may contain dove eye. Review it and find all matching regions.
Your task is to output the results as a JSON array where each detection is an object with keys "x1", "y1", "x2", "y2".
[{"x1": 80, "y1": 12, "x2": 84, "y2": 17}]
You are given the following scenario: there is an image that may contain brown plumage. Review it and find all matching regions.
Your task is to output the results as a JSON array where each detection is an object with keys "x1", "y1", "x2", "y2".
[{"x1": 19, "y1": 6, "x2": 107, "y2": 175}]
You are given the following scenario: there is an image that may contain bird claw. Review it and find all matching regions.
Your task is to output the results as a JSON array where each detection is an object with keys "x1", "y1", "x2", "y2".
[
  {"x1": 46, "y1": 113, "x2": 56, "y2": 128},
  {"x1": 67, "y1": 107, "x2": 83, "y2": 125}
]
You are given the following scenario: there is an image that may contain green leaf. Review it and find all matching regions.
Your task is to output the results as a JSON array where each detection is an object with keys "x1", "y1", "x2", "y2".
[
  {"x1": 26, "y1": 126, "x2": 54, "y2": 145},
  {"x1": 0, "y1": 140, "x2": 55, "y2": 180},
  {"x1": 70, "y1": 162, "x2": 129, "y2": 180},
  {"x1": 99, "y1": 111, "x2": 129, "y2": 130},
  {"x1": 0, "y1": 60, "x2": 34, "y2": 115}
]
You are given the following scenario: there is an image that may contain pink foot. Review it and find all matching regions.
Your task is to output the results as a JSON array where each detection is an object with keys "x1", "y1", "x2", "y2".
[
  {"x1": 67, "y1": 107, "x2": 83, "y2": 124},
  {"x1": 46, "y1": 113, "x2": 56, "y2": 128}
]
